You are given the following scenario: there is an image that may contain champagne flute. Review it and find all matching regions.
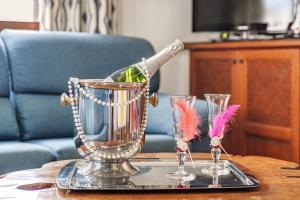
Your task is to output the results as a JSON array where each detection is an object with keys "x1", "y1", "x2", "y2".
[
  {"x1": 166, "y1": 95, "x2": 196, "y2": 181},
  {"x1": 202, "y1": 94, "x2": 231, "y2": 176}
]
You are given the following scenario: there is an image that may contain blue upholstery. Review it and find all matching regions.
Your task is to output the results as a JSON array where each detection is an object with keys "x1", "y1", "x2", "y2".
[
  {"x1": 146, "y1": 93, "x2": 173, "y2": 136},
  {"x1": 29, "y1": 138, "x2": 81, "y2": 160},
  {"x1": 147, "y1": 93, "x2": 209, "y2": 136},
  {"x1": 195, "y1": 97, "x2": 209, "y2": 136},
  {"x1": 141, "y1": 134, "x2": 177, "y2": 153},
  {"x1": 193, "y1": 99, "x2": 210, "y2": 152},
  {"x1": 30, "y1": 134, "x2": 178, "y2": 160},
  {"x1": 0, "y1": 98, "x2": 19, "y2": 140},
  {"x1": 0, "y1": 39, "x2": 9, "y2": 97},
  {"x1": 1, "y1": 30, "x2": 159, "y2": 94},
  {"x1": 0, "y1": 141, "x2": 55, "y2": 174},
  {"x1": 0, "y1": 39, "x2": 19, "y2": 140},
  {"x1": 15, "y1": 94, "x2": 73, "y2": 140},
  {"x1": 191, "y1": 134, "x2": 211, "y2": 153},
  {"x1": 146, "y1": 93, "x2": 210, "y2": 151}
]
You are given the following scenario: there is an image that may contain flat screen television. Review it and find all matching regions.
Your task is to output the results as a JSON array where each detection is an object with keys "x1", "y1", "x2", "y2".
[{"x1": 192, "y1": 0, "x2": 296, "y2": 34}]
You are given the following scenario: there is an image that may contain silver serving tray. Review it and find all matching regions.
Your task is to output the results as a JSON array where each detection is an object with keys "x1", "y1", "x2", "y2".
[{"x1": 57, "y1": 158, "x2": 260, "y2": 191}]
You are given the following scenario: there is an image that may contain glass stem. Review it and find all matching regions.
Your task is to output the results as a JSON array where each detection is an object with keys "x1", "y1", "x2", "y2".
[
  {"x1": 212, "y1": 173, "x2": 219, "y2": 185},
  {"x1": 211, "y1": 147, "x2": 221, "y2": 170},
  {"x1": 177, "y1": 150, "x2": 186, "y2": 177}
]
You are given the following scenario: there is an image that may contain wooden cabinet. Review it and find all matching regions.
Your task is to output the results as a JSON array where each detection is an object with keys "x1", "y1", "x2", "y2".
[
  {"x1": 0, "y1": 21, "x2": 39, "y2": 31},
  {"x1": 186, "y1": 40, "x2": 300, "y2": 163},
  {"x1": 190, "y1": 50, "x2": 243, "y2": 153}
]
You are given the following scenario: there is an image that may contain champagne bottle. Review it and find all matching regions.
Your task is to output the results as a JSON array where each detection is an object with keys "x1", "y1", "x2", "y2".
[{"x1": 103, "y1": 39, "x2": 184, "y2": 83}]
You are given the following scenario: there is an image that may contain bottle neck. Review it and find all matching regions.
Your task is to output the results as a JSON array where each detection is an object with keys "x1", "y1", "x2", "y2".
[
  {"x1": 144, "y1": 48, "x2": 174, "y2": 76},
  {"x1": 140, "y1": 39, "x2": 184, "y2": 76}
]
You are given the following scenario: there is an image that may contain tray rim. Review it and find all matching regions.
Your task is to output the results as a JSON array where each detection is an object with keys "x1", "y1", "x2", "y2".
[{"x1": 56, "y1": 158, "x2": 260, "y2": 191}]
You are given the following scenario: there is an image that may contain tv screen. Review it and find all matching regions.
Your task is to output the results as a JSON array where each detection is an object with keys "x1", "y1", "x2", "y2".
[{"x1": 192, "y1": 0, "x2": 295, "y2": 33}]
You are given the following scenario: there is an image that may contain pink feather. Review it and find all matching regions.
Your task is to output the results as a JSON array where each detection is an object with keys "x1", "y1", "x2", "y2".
[
  {"x1": 208, "y1": 105, "x2": 240, "y2": 138},
  {"x1": 175, "y1": 100, "x2": 201, "y2": 141}
]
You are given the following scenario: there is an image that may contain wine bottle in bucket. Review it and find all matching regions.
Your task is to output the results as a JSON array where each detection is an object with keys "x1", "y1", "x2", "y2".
[{"x1": 103, "y1": 39, "x2": 184, "y2": 83}]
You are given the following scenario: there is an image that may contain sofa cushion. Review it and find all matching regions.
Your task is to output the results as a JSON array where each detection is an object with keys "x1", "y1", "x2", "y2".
[
  {"x1": 0, "y1": 141, "x2": 55, "y2": 175},
  {"x1": 29, "y1": 138, "x2": 81, "y2": 160},
  {"x1": 0, "y1": 39, "x2": 9, "y2": 97},
  {"x1": 0, "y1": 38, "x2": 19, "y2": 140},
  {"x1": 0, "y1": 98, "x2": 19, "y2": 140},
  {"x1": 15, "y1": 94, "x2": 73, "y2": 140},
  {"x1": 1, "y1": 30, "x2": 159, "y2": 94},
  {"x1": 141, "y1": 134, "x2": 177, "y2": 153}
]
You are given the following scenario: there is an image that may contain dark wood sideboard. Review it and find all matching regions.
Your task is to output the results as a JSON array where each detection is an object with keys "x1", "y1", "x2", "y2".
[
  {"x1": 0, "y1": 21, "x2": 39, "y2": 31},
  {"x1": 185, "y1": 39, "x2": 300, "y2": 163}
]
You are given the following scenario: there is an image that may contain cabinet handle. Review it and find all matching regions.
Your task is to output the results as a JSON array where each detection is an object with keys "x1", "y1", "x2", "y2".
[
  {"x1": 232, "y1": 59, "x2": 237, "y2": 64},
  {"x1": 239, "y1": 59, "x2": 244, "y2": 64}
]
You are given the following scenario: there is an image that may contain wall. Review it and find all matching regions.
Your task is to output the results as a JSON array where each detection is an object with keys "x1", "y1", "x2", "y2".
[
  {"x1": 117, "y1": 0, "x2": 218, "y2": 95},
  {"x1": 0, "y1": 0, "x2": 216, "y2": 95},
  {"x1": 0, "y1": 0, "x2": 35, "y2": 21}
]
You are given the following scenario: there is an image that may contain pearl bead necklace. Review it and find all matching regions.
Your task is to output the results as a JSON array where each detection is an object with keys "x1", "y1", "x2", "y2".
[{"x1": 67, "y1": 58, "x2": 150, "y2": 161}]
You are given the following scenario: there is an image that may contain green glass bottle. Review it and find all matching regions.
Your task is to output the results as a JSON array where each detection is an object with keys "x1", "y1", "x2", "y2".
[{"x1": 103, "y1": 39, "x2": 184, "y2": 83}]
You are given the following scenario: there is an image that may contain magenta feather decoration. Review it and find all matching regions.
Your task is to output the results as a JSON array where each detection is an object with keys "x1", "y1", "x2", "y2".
[
  {"x1": 175, "y1": 100, "x2": 201, "y2": 141},
  {"x1": 208, "y1": 105, "x2": 240, "y2": 138}
]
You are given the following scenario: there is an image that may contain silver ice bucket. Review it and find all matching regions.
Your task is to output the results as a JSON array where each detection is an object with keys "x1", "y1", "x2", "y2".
[{"x1": 61, "y1": 78, "x2": 158, "y2": 184}]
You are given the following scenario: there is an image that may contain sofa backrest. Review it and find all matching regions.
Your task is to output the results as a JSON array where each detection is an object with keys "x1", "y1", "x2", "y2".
[
  {"x1": 0, "y1": 39, "x2": 19, "y2": 140},
  {"x1": 1, "y1": 30, "x2": 158, "y2": 140}
]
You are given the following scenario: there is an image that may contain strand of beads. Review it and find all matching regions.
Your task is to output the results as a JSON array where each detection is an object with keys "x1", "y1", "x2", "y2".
[
  {"x1": 68, "y1": 78, "x2": 97, "y2": 154},
  {"x1": 138, "y1": 57, "x2": 150, "y2": 135},
  {"x1": 71, "y1": 79, "x2": 147, "y2": 107},
  {"x1": 67, "y1": 58, "x2": 150, "y2": 161}
]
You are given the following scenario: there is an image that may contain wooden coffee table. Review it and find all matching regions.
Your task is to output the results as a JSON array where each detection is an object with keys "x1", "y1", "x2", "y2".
[{"x1": 0, "y1": 153, "x2": 299, "y2": 199}]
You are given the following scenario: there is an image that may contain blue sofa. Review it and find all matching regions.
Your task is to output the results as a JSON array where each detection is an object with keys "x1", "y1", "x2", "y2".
[{"x1": 0, "y1": 30, "x2": 209, "y2": 175}]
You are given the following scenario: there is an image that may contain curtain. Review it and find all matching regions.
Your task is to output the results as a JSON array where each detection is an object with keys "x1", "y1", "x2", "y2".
[{"x1": 39, "y1": 0, "x2": 117, "y2": 34}]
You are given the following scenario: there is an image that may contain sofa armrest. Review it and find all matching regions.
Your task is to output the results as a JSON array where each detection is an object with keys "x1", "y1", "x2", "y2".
[{"x1": 146, "y1": 93, "x2": 209, "y2": 137}]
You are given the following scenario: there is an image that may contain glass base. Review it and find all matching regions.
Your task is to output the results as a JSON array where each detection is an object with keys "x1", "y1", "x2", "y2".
[
  {"x1": 166, "y1": 170, "x2": 196, "y2": 181},
  {"x1": 201, "y1": 165, "x2": 230, "y2": 176}
]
